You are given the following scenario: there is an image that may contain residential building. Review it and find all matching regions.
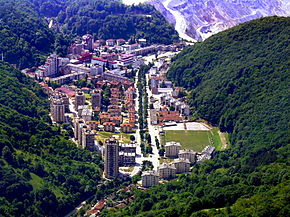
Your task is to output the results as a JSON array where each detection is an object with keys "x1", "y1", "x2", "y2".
[
  {"x1": 119, "y1": 142, "x2": 136, "y2": 154},
  {"x1": 51, "y1": 99, "x2": 65, "y2": 123},
  {"x1": 158, "y1": 163, "x2": 176, "y2": 180},
  {"x1": 37, "y1": 54, "x2": 58, "y2": 77},
  {"x1": 142, "y1": 171, "x2": 159, "y2": 188},
  {"x1": 103, "y1": 122, "x2": 116, "y2": 132},
  {"x1": 106, "y1": 39, "x2": 115, "y2": 46},
  {"x1": 120, "y1": 123, "x2": 133, "y2": 133},
  {"x1": 100, "y1": 112, "x2": 111, "y2": 124},
  {"x1": 116, "y1": 39, "x2": 126, "y2": 46},
  {"x1": 165, "y1": 141, "x2": 182, "y2": 158},
  {"x1": 91, "y1": 89, "x2": 102, "y2": 109},
  {"x1": 82, "y1": 129, "x2": 96, "y2": 151},
  {"x1": 178, "y1": 149, "x2": 196, "y2": 163},
  {"x1": 104, "y1": 138, "x2": 119, "y2": 179},
  {"x1": 75, "y1": 91, "x2": 85, "y2": 109},
  {"x1": 82, "y1": 34, "x2": 94, "y2": 51},
  {"x1": 173, "y1": 158, "x2": 190, "y2": 174},
  {"x1": 119, "y1": 152, "x2": 136, "y2": 166},
  {"x1": 86, "y1": 121, "x2": 99, "y2": 131},
  {"x1": 81, "y1": 108, "x2": 92, "y2": 121}
]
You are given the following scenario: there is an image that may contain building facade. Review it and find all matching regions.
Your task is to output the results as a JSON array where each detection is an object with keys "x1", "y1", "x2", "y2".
[
  {"x1": 51, "y1": 99, "x2": 65, "y2": 123},
  {"x1": 178, "y1": 149, "x2": 196, "y2": 163},
  {"x1": 142, "y1": 171, "x2": 159, "y2": 188},
  {"x1": 165, "y1": 141, "x2": 182, "y2": 158},
  {"x1": 75, "y1": 91, "x2": 85, "y2": 109},
  {"x1": 104, "y1": 138, "x2": 119, "y2": 179},
  {"x1": 173, "y1": 158, "x2": 190, "y2": 174},
  {"x1": 158, "y1": 163, "x2": 176, "y2": 180},
  {"x1": 91, "y1": 89, "x2": 102, "y2": 109}
]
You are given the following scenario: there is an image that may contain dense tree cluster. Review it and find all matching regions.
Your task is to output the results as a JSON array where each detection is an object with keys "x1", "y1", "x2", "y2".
[
  {"x1": 104, "y1": 17, "x2": 290, "y2": 216},
  {"x1": 0, "y1": 62, "x2": 102, "y2": 216},
  {"x1": 33, "y1": 0, "x2": 179, "y2": 44}
]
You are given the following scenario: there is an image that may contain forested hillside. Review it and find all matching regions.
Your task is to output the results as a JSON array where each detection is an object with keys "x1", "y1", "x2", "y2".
[
  {"x1": 104, "y1": 17, "x2": 290, "y2": 216},
  {"x1": 0, "y1": 61, "x2": 102, "y2": 216},
  {"x1": 0, "y1": 0, "x2": 178, "y2": 69},
  {"x1": 0, "y1": 0, "x2": 55, "y2": 69}
]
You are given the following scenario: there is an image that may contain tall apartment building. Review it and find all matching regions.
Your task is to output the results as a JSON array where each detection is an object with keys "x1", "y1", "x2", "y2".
[
  {"x1": 39, "y1": 54, "x2": 58, "y2": 77},
  {"x1": 82, "y1": 129, "x2": 96, "y2": 151},
  {"x1": 75, "y1": 91, "x2": 85, "y2": 110},
  {"x1": 91, "y1": 89, "x2": 102, "y2": 109},
  {"x1": 51, "y1": 99, "x2": 65, "y2": 123},
  {"x1": 178, "y1": 149, "x2": 196, "y2": 163},
  {"x1": 142, "y1": 171, "x2": 159, "y2": 188},
  {"x1": 104, "y1": 138, "x2": 119, "y2": 179},
  {"x1": 173, "y1": 158, "x2": 190, "y2": 174},
  {"x1": 165, "y1": 141, "x2": 182, "y2": 158}
]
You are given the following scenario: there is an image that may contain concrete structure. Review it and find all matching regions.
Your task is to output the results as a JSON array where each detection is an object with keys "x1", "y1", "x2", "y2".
[
  {"x1": 104, "y1": 138, "x2": 119, "y2": 179},
  {"x1": 75, "y1": 91, "x2": 85, "y2": 110},
  {"x1": 173, "y1": 158, "x2": 190, "y2": 174},
  {"x1": 165, "y1": 141, "x2": 182, "y2": 158},
  {"x1": 103, "y1": 122, "x2": 116, "y2": 132},
  {"x1": 120, "y1": 123, "x2": 133, "y2": 133},
  {"x1": 119, "y1": 152, "x2": 136, "y2": 166},
  {"x1": 82, "y1": 34, "x2": 94, "y2": 51},
  {"x1": 37, "y1": 54, "x2": 58, "y2": 77},
  {"x1": 86, "y1": 121, "x2": 99, "y2": 131},
  {"x1": 178, "y1": 149, "x2": 196, "y2": 163},
  {"x1": 51, "y1": 99, "x2": 65, "y2": 123},
  {"x1": 106, "y1": 39, "x2": 115, "y2": 46},
  {"x1": 91, "y1": 89, "x2": 102, "y2": 109},
  {"x1": 158, "y1": 163, "x2": 176, "y2": 180},
  {"x1": 119, "y1": 142, "x2": 136, "y2": 154},
  {"x1": 82, "y1": 129, "x2": 96, "y2": 151},
  {"x1": 142, "y1": 171, "x2": 159, "y2": 188},
  {"x1": 81, "y1": 108, "x2": 92, "y2": 121}
]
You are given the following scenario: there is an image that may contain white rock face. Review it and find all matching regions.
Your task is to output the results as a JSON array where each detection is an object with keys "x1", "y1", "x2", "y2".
[{"x1": 123, "y1": 0, "x2": 290, "y2": 41}]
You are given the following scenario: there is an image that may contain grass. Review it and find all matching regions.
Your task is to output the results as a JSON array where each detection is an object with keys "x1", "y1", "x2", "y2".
[
  {"x1": 29, "y1": 173, "x2": 44, "y2": 191},
  {"x1": 29, "y1": 173, "x2": 63, "y2": 197},
  {"x1": 164, "y1": 130, "x2": 210, "y2": 152},
  {"x1": 96, "y1": 131, "x2": 134, "y2": 143},
  {"x1": 164, "y1": 128, "x2": 230, "y2": 152}
]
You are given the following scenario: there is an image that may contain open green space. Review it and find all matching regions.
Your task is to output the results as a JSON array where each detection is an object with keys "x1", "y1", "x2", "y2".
[
  {"x1": 163, "y1": 127, "x2": 230, "y2": 152},
  {"x1": 96, "y1": 131, "x2": 134, "y2": 143},
  {"x1": 164, "y1": 130, "x2": 210, "y2": 152}
]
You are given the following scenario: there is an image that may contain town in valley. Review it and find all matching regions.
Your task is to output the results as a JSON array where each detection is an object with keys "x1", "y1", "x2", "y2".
[{"x1": 22, "y1": 35, "x2": 219, "y2": 216}]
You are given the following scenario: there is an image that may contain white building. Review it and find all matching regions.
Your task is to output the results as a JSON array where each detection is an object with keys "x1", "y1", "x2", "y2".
[
  {"x1": 165, "y1": 141, "x2": 182, "y2": 158},
  {"x1": 178, "y1": 149, "x2": 196, "y2": 163},
  {"x1": 173, "y1": 158, "x2": 190, "y2": 174},
  {"x1": 142, "y1": 171, "x2": 159, "y2": 188},
  {"x1": 158, "y1": 163, "x2": 176, "y2": 180}
]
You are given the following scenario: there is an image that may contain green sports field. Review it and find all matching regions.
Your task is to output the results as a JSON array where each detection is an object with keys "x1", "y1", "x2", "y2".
[{"x1": 164, "y1": 130, "x2": 212, "y2": 152}]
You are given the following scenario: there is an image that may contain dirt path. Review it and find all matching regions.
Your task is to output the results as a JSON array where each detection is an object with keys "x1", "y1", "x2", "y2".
[{"x1": 219, "y1": 131, "x2": 228, "y2": 150}]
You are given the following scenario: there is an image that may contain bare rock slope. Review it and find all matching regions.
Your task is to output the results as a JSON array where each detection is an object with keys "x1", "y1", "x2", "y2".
[{"x1": 123, "y1": 0, "x2": 290, "y2": 41}]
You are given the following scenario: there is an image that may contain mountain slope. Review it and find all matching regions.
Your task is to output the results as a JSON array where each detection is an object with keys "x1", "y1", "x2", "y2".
[
  {"x1": 125, "y1": 0, "x2": 290, "y2": 41},
  {"x1": 104, "y1": 16, "x2": 290, "y2": 217},
  {"x1": 0, "y1": 61, "x2": 102, "y2": 217}
]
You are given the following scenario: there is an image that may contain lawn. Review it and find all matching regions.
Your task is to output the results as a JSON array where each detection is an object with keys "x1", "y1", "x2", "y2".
[
  {"x1": 164, "y1": 130, "x2": 211, "y2": 152},
  {"x1": 96, "y1": 131, "x2": 134, "y2": 143}
]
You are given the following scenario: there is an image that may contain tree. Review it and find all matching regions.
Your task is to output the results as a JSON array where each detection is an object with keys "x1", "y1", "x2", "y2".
[
  {"x1": 130, "y1": 135, "x2": 135, "y2": 141},
  {"x1": 2, "y1": 146, "x2": 13, "y2": 164}
]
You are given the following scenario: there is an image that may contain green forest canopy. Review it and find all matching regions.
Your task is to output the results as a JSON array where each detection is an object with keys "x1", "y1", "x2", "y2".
[
  {"x1": 103, "y1": 16, "x2": 290, "y2": 217},
  {"x1": 0, "y1": 61, "x2": 103, "y2": 217}
]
